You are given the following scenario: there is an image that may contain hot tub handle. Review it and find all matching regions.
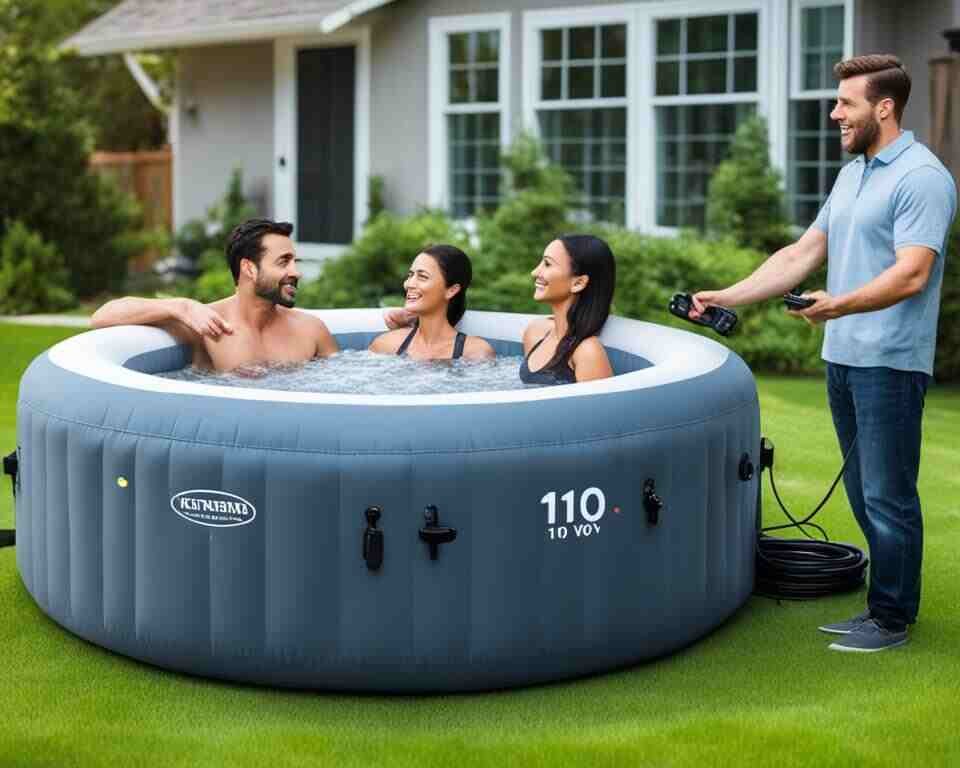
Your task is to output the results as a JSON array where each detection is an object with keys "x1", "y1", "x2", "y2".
[
  {"x1": 363, "y1": 506, "x2": 384, "y2": 571},
  {"x1": 643, "y1": 479, "x2": 663, "y2": 526},
  {"x1": 419, "y1": 505, "x2": 457, "y2": 560},
  {"x1": 3, "y1": 449, "x2": 17, "y2": 499},
  {"x1": 1, "y1": 448, "x2": 16, "y2": 549}
]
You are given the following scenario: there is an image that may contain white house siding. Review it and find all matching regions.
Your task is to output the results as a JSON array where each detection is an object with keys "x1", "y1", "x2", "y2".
[
  {"x1": 855, "y1": 0, "x2": 955, "y2": 149},
  {"x1": 168, "y1": 1, "x2": 956, "y2": 229},
  {"x1": 175, "y1": 42, "x2": 274, "y2": 230}
]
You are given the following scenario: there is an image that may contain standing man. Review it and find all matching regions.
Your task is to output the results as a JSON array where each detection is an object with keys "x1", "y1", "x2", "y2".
[
  {"x1": 690, "y1": 55, "x2": 956, "y2": 652},
  {"x1": 92, "y1": 219, "x2": 338, "y2": 371}
]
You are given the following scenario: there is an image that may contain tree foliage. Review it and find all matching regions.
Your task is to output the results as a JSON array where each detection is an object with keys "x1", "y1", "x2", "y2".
[
  {"x1": 0, "y1": 0, "x2": 152, "y2": 298},
  {"x1": 0, "y1": 220, "x2": 75, "y2": 314},
  {"x1": 706, "y1": 115, "x2": 793, "y2": 253}
]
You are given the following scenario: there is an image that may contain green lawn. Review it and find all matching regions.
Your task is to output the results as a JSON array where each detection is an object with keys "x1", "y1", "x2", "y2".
[{"x1": 1, "y1": 322, "x2": 958, "y2": 767}]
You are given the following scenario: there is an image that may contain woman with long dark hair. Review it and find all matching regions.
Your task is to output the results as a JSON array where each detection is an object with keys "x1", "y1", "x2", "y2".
[
  {"x1": 370, "y1": 245, "x2": 495, "y2": 360},
  {"x1": 520, "y1": 234, "x2": 615, "y2": 384}
]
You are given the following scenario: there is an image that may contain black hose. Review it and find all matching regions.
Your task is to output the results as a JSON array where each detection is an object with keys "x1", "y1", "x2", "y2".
[
  {"x1": 756, "y1": 536, "x2": 867, "y2": 599},
  {"x1": 754, "y1": 437, "x2": 868, "y2": 600}
]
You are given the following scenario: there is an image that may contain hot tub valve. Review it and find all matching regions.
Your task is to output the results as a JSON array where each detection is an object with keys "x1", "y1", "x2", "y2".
[
  {"x1": 363, "y1": 506, "x2": 384, "y2": 571},
  {"x1": 419, "y1": 505, "x2": 457, "y2": 561},
  {"x1": 643, "y1": 479, "x2": 663, "y2": 526}
]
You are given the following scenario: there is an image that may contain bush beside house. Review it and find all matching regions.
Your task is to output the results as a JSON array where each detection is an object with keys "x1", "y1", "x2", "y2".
[{"x1": 0, "y1": 221, "x2": 75, "y2": 314}]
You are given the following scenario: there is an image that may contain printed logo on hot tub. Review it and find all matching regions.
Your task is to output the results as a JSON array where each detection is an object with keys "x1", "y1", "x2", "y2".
[{"x1": 171, "y1": 490, "x2": 257, "y2": 528}]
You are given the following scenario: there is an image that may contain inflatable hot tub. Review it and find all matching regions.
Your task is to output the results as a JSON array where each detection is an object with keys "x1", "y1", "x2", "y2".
[{"x1": 12, "y1": 309, "x2": 759, "y2": 692}]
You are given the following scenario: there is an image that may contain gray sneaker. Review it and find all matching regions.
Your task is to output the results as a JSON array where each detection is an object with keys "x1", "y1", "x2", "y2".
[
  {"x1": 827, "y1": 619, "x2": 908, "y2": 653},
  {"x1": 818, "y1": 609, "x2": 872, "y2": 635}
]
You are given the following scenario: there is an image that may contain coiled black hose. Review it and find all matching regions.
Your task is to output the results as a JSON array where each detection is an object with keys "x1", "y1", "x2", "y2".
[{"x1": 754, "y1": 437, "x2": 868, "y2": 600}]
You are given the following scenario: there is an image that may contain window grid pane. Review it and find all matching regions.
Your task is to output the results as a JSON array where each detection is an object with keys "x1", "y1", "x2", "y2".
[
  {"x1": 448, "y1": 113, "x2": 501, "y2": 218},
  {"x1": 655, "y1": 103, "x2": 756, "y2": 229},
  {"x1": 539, "y1": 24, "x2": 628, "y2": 101},
  {"x1": 800, "y1": 5, "x2": 844, "y2": 91},
  {"x1": 448, "y1": 30, "x2": 500, "y2": 104},
  {"x1": 538, "y1": 107, "x2": 627, "y2": 224},
  {"x1": 788, "y1": 98, "x2": 847, "y2": 226},
  {"x1": 655, "y1": 13, "x2": 758, "y2": 97}
]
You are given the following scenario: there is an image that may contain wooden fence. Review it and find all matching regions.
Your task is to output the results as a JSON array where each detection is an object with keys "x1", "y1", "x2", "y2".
[{"x1": 89, "y1": 147, "x2": 172, "y2": 273}]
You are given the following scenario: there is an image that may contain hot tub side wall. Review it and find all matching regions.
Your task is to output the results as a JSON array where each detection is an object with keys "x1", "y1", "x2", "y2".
[{"x1": 15, "y1": 352, "x2": 759, "y2": 692}]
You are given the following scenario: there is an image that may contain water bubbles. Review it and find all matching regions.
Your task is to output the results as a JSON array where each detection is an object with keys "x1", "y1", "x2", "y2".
[{"x1": 157, "y1": 351, "x2": 535, "y2": 394}]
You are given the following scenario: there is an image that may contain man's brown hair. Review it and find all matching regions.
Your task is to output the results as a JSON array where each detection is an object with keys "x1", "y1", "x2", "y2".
[{"x1": 833, "y1": 54, "x2": 911, "y2": 123}]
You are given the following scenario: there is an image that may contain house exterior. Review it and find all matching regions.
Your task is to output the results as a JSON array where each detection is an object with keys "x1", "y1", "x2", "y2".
[{"x1": 67, "y1": 0, "x2": 960, "y2": 271}]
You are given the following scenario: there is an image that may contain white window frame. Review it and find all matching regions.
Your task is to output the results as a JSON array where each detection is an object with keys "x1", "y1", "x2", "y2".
[
  {"x1": 790, "y1": 0, "x2": 854, "y2": 100},
  {"x1": 522, "y1": 1, "x2": 787, "y2": 235},
  {"x1": 427, "y1": 12, "x2": 512, "y2": 217},
  {"x1": 787, "y1": 0, "x2": 853, "y2": 227},
  {"x1": 637, "y1": 0, "x2": 785, "y2": 234},
  {"x1": 273, "y1": 29, "x2": 371, "y2": 268},
  {"x1": 522, "y1": 5, "x2": 635, "y2": 226}
]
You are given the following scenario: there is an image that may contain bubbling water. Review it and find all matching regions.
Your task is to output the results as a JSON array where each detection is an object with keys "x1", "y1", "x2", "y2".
[{"x1": 157, "y1": 350, "x2": 537, "y2": 394}]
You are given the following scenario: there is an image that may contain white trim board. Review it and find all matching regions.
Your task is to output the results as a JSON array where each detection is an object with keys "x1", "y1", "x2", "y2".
[
  {"x1": 274, "y1": 29, "x2": 371, "y2": 266},
  {"x1": 66, "y1": 3, "x2": 402, "y2": 56}
]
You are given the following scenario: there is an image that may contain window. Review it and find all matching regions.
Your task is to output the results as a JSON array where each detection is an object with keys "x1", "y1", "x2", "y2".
[
  {"x1": 652, "y1": 12, "x2": 760, "y2": 229},
  {"x1": 788, "y1": 2, "x2": 851, "y2": 226},
  {"x1": 428, "y1": 15, "x2": 510, "y2": 219},
  {"x1": 533, "y1": 19, "x2": 629, "y2": 224}
]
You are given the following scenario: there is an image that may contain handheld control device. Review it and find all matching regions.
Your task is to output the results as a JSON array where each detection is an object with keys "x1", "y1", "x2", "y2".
[
  {"x1": 783, "y1": 292, "x2": 816, "y2": 311},
  {"x1": 668, "y1": 293, "x2": 738, "y2": 336}
]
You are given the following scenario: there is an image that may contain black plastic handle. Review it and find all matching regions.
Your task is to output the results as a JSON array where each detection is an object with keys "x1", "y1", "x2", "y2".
[
  {"x1": 3, "y1": 449, "x2": 17, "y2": 499},
  {"x1": 363, "y1": 506, "x2": 383, "y2": 571},
  {"x1": 419, "y1": 505, "x2": 457, "y2": 560}
]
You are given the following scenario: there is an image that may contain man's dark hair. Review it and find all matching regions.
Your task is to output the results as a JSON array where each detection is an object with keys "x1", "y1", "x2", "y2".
[
  {"x1": 833, "y1": 54, "x2": 911, "y2": 123},
  {"x1": 225, "y1": 219, "x2": 294, "y2": 284}
]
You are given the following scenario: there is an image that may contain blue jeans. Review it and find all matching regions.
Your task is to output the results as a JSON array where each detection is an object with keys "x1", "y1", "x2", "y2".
[{"x1": 826, "y1": 364, "x2": 929, "y2": 630}]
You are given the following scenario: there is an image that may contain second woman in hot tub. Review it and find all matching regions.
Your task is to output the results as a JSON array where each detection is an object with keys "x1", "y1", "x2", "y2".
[
  {"x1": 521, "y1": 234, "x2": 615, "y2": 385},
  {"x1": 370, "y1": 245, "x2": 495, "y2": 360}
]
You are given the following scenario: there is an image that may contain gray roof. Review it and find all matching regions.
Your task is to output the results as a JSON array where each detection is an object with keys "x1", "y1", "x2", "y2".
[{"x1": 64, "y1": 0, "x2": 397, "y2": 55}]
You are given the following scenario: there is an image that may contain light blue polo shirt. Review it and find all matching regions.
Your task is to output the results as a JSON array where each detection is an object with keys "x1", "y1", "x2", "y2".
[{"x1": 812, "y1": 130, "x2": 957, "y2": 375}]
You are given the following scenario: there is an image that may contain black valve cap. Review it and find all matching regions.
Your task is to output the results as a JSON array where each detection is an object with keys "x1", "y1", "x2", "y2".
[{"x1": 739, "y1": 453, "x2": 754, "y2": 482}]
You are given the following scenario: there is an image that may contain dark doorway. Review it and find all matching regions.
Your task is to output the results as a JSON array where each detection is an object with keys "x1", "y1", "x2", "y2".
[{"x1": 297, "y1": 46, "x2": 355, "y2": 244}]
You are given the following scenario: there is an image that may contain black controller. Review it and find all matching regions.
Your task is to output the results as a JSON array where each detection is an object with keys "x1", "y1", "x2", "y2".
[
  {"x1": 668, "y1": 293, "x2": 738, "y2": 336},
  {"x1": 783, "y1": 292, "x2": 816, "y2": 310}
]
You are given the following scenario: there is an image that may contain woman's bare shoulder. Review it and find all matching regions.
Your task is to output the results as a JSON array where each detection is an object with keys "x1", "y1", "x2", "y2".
[
  {"x1": 463, "y1": 335, "x2": 496, "y2": 360},
  {"x1": 571, "y1": 336, "x2": 613, "y2": 381},
  {"x1": 369, "y1": 328, "x2": 410, "y2": 354},
  {"x1": 522, "y1": 316, "x2": 553, "y2": 347}
]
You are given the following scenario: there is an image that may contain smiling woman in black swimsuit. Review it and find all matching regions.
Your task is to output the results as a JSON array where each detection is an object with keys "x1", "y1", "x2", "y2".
[
  {"x1": 520, "y1": 234, "x2": 615, "y2": 385},
  {"x1": 369, "y1": 245, "x2": 495, "y2": 361}
]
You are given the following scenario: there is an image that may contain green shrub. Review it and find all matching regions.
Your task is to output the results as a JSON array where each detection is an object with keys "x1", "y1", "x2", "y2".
[
  {"x1": 0, "y1": 221, "x2": 75, "y2": 314},
  {"x1": 296, "y1": 210, "x2": 469, "y2": 309},
  {"x1": 174, "y1": 168, "x2": 256, "y2": 269},
  {"x1": 706, "y1": 115, "x2": 793, "y2": 253},
  {"x1": 935, "y1": 217, "x2": 960, "y2": 382},
  {"x1": 367, "y1": 175, "x2": 387, "y2": 222},
  {"x1": 0, "y1": 122, "x2": 145, "y2": 298},
  {"x1": 475, "y1": 134, "x2": 575, "y2": 277},
  {"x1": 190, "y1": 268, "x2": 235, "y2": 304}
]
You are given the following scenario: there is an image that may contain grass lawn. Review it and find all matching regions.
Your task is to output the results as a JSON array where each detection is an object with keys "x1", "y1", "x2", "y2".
[{"x1": 1, "y1": 322, "x2": 958, "y2": 767}]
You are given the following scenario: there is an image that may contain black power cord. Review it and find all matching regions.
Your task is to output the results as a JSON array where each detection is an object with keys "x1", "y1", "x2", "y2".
[{"x1": 754, "y1": 437, "x2": 868, "y2": 600}]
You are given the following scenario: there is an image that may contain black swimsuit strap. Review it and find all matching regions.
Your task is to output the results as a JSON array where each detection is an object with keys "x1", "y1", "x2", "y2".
[
  {"x1": 452, "y1": 332, "x2": 467, "y2": 360},
  {"x1": 396, "y1": 325, "x2": 418, "y2": 357},
  {"x1": 524, "y1": 332, "x2": 576, "y2": 382},
  {"x1": 398, "y1": 326, "x2": 467, "y2": 360},
  {"x1": 524, "y1": 333, "x2": 551, "y2": 362}
]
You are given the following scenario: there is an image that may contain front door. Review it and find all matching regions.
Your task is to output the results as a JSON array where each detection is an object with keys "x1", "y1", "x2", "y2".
[{"x1": 296, "y1": 46, "x2": 356, "y2": 246}]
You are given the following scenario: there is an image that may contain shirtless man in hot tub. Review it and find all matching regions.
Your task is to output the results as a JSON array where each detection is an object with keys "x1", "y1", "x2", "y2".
[{"x1": 91, "y1": 219, "x2": 338, "y2": 372}]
